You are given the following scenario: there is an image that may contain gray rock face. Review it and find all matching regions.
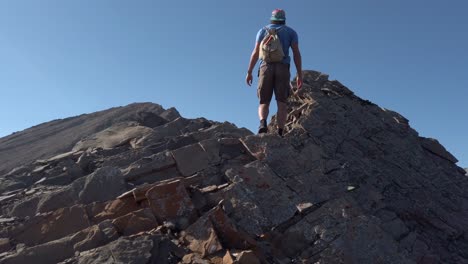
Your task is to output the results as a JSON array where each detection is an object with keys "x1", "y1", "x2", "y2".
[
  {"x1": 77, "y1": 167, "x2": 126, "y2": 204},
  {"x1": 1, "y1": 70, "x2": 467, "y2": 264}
]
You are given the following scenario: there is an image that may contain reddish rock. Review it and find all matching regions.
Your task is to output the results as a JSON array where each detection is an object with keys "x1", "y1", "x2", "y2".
[
  {"x1": 145, "y1": 179, "x2": 196, "y2": 229},
  {"x1": 89, "y1": 195, "x2": 142, "y2": 223}
]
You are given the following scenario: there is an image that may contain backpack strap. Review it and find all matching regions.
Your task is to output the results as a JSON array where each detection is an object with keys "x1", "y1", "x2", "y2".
[{"x1": 265, "y1": 26, "x2": 284, "y2": 35}]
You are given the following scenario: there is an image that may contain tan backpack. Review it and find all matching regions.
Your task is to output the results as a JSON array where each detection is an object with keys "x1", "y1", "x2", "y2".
[{"x1": 259, "y1": 27, "x2": 285, "y2": 63}]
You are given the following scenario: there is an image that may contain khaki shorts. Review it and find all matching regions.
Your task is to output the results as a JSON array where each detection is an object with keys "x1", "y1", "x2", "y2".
[{"x1": 257, "y1": 62, "x2": 291, "y2": 104}]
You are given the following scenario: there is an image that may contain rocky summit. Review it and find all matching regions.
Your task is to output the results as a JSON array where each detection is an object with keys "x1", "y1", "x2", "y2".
[{"x1": 1, "y1": 70, "x2": 467, "y2": 264}]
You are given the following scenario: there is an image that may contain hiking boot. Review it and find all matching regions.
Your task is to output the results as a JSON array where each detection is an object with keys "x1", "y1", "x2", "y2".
[{"x1": 258, "y1": 119, "x2": 268, "y2": 134}]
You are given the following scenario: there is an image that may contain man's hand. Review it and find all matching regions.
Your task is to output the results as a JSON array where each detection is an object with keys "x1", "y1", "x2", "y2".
[
  {"x1": 246, "y1": 72, "x2": 253, "y2": 86},
  {"x1": 296, "y1": 74, "x2": 303, "y2": 89}
]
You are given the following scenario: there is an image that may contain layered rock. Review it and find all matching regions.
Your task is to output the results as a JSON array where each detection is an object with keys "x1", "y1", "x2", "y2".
[{"x1": 1, "y1": 71, "x2": 467, "y2": 264}]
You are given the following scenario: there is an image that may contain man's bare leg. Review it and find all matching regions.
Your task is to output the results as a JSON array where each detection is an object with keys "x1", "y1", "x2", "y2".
[
  {"x1": 276, "y1": 101, "x2": 288, "y2": 136},
  {"x1": 258, "y1": 104, "x2": 269, "y2": 120}
]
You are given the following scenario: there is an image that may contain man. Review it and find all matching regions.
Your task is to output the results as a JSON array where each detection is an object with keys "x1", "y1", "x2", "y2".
[{"x1": 246, "y1": 9, "x2": 303, "y2": 136}]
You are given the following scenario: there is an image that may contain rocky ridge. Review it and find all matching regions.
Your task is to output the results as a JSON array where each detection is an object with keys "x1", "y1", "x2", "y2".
[{"x1": 1, "y1": 70, "x2": 467, "y2": 264}]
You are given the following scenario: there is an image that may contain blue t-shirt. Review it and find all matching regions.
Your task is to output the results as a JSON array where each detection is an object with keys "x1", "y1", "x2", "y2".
[{"x1": 256, "y1": 24, "x2": 299, "y2": 64}]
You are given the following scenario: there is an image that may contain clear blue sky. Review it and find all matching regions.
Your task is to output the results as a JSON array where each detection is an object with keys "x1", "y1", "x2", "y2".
[{"x1": 0, "y1": 0, "x2": 466, "y2": 167}]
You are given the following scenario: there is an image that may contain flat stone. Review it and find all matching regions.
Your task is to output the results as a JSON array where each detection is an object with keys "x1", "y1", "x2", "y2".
[
  {"x1": 172, "y1": 143, "x2": 211, "y2": 176},
  {"x1": 123, "y1": 151, "x2": 176, "y2": 181}
]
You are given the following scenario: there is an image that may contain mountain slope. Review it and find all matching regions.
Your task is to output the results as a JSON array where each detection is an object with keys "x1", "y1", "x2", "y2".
[
  {"x1": 0, "y1": 103, "x2": 175, "y2": 175},
  {"x1": 0, "y1": 70, "x2": 467, "y2": 264}
]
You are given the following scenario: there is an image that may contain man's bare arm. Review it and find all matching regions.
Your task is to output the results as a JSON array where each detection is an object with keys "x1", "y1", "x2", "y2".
[
  {"x1": 291, "y1": 42, "x2": 303, "y2": 88},
  {"x1": 246, "y1": 42, "x2": 260, "y2": 86}
]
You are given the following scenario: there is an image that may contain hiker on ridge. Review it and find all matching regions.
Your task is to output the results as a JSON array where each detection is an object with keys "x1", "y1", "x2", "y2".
[{"x1": 246, "y1": 9, "x2": 303, "y2": 136}]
